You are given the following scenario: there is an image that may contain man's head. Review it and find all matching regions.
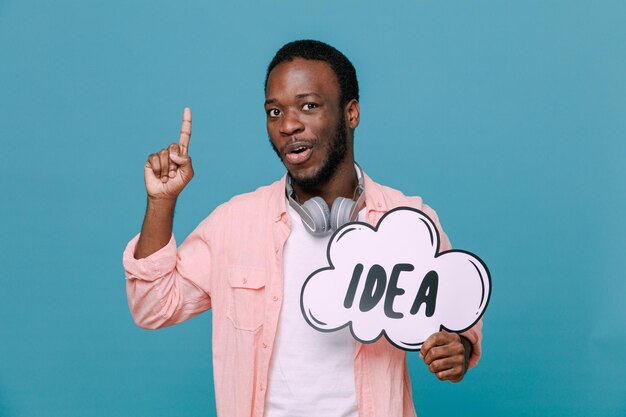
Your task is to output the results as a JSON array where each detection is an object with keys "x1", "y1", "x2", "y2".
[
  {"x1": 264, "y1": 40, "x2": 360, "y2": 191},
  {"x1": 265, "y1": 40, "x2": 359, "y2": 109}
]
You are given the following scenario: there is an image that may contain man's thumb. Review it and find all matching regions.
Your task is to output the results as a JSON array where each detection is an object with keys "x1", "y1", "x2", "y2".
[{"x1": 169, "y1": 153, "x2": 191, "y2": 166}]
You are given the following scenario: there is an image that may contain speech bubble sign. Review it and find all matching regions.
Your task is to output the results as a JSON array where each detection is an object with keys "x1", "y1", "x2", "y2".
[{"x1": 300, "y1": 207, "x2": 491, "y2": 351}]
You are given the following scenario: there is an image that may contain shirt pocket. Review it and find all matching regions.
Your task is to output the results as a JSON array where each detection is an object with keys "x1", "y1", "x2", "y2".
[{"x1": 226, "y1": 266, "x2": 266, "y2": 332}]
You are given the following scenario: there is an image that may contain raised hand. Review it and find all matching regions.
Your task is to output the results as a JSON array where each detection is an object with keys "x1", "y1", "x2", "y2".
[{"x1": 144, "y1": 107, "x2": 195, "y2": 201}]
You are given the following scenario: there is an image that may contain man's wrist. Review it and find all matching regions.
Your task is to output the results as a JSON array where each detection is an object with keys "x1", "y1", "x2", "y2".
[
  {"x1": 459, "y1": 335, "x2": 472, "y2": 374},
  {"x1": 147, "y1": 195, "x2": 178, "y2": 210}
]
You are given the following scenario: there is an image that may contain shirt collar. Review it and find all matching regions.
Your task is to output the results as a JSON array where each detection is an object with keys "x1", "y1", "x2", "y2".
[
  {"x1": 272, "y1": 174, "x2": 289, "y2": 223},
  {"x1": 362, "y1": 171, "x2": 388, "y2": 214}
]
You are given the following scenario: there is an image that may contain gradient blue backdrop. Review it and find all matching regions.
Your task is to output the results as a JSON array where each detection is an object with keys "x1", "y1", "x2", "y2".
[{"x1": 1, "y1": 1, "x2": 624, "y2": 416}]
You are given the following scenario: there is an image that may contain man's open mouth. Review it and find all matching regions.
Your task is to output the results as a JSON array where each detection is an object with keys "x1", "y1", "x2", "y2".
[
  {"x1": 284, "y1": 142, "x2": 314, "y2": 164},
  {"x1": 291, "y1": 145, "x2": 308, "y2": 154}
]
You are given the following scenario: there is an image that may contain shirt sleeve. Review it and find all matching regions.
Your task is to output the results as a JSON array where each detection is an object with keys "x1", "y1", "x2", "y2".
[
  {"x1": 421, "y1": 203, "x2": 484, "y2": 369},
  {"x1": 122, "y1": 221, "x2": 213, "y2": 330}
]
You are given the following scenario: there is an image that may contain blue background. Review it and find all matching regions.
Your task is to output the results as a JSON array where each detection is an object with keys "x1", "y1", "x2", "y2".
[{"x1": 1, "y1": 1, "x2": 625, "y2": 416}]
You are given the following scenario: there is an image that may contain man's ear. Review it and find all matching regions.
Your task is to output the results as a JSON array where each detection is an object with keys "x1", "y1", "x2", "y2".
[{"x1": 345, "y1": 99, "x2": 360, "y2": 129}]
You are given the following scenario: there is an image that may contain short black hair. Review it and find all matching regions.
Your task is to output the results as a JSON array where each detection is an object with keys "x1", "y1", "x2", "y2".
[{"x1": 265, "y1": 39, "x2": 359, "y2": 107}]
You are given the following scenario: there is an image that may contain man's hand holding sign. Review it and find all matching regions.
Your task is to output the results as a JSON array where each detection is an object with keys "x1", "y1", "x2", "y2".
[
  {"x1": 420, "y1": 330, "x2": 473, "y2": 382},
  {"x1": 301, "y1": 207, "x2": 490, "y2": 382},
  {"x1": 135, "y1": 108, "x2": 194, "y2": 259}
]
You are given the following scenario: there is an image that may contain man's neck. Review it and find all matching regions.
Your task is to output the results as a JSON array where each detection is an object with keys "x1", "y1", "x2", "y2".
[{"x1": 291, "y1": 160, "x2": 358, "y2": 208}]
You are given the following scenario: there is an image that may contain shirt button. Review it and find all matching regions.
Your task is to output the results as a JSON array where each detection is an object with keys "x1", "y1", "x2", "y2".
[
  {"x1": 272, "y1": 296, "x2": 278, "y2": 301},
  {"x1": 260, "y1": 385, "x2": 264, "y2": 392},
  {"x1": 243, "y1": 278, "x2": 248, "y2": 285},
  {"x1": 262, "y1": 342, "x2": 268, "y2": 349},
  {"x1": 377, "y1": 202, "x2": 382, "y2": 208}
]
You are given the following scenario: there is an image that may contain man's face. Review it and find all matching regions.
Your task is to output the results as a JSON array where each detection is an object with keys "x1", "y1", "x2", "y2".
[{"x1": 265, "y1": 58, "x2": 349, "y2": 189}]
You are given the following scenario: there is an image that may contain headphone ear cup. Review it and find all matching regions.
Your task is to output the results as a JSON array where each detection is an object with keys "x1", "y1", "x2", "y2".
[
  {"x1": 330, "y1": 197, "x2": 355, "y2": 231},
  {"x1": 301, "y1": 197, "x2": 331, "y2": 234}
]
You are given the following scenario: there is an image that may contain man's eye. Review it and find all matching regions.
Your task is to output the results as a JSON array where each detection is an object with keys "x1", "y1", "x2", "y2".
[
  {"x1": 268, "y1": 109, "x2": 281, "y2": 117},
  {"x1": 302, "y1": 103, "x2": 317, "y2": 111}
]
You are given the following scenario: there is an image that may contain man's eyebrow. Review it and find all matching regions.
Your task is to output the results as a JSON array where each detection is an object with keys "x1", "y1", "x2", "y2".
[
  {"x1": 296, "y1": 92, "x2": 321, "y2": 99},
  {"x1": 264, "y1": 93, "x2": 321, "y2": 106}
]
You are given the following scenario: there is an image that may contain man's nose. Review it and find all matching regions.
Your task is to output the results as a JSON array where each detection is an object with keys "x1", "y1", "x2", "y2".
[{"x1": 279, "y1": 111, "x2": 305, "y2": 136}]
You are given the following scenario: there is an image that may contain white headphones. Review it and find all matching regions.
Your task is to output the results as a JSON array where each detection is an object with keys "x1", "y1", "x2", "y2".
[{"x1": 286, "y1": 163, "x2": 365, "y2": 235}]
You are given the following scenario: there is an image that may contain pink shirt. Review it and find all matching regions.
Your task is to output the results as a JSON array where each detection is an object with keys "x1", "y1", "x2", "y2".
[{"x1": 123, "y1": 173, "x2": 483, "y2": 417}]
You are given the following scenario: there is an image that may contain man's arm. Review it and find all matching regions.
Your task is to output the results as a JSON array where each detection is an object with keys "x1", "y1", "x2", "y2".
[
  {"x1": 417, "y1": 204, "x2": 483, "y2": 382},
  {"x1": 134, "y1": 107, "x2": 194, "y2": 259},
  {"x1": 123, "y1": 108, "x2": 211, "y2": 330}
]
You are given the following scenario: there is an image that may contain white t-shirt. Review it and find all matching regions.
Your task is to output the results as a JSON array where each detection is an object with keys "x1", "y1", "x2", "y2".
[{"x1": 264, "y1": 202, "x2": 363, "y2": 417}]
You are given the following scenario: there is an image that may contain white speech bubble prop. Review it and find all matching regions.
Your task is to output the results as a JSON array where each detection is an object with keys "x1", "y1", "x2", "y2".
[{"x1": 300, "y1": 207, "x2": 491, "y2": 351}]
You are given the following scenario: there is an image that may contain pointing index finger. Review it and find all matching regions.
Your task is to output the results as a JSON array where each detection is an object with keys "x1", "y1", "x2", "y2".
[{"x1": 179, "y1": 107, "x2": 192, "y2": 155}]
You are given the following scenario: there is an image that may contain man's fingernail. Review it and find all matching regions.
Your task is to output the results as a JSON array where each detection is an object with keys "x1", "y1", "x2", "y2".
[{"x1": 169, "y1": 171, "x2": 176, "y2": 178}]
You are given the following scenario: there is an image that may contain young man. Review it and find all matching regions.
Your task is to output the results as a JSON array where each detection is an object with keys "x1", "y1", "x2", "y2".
[{"x1": 124, "y1": 40, "x2": 482, "y2": 417}]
